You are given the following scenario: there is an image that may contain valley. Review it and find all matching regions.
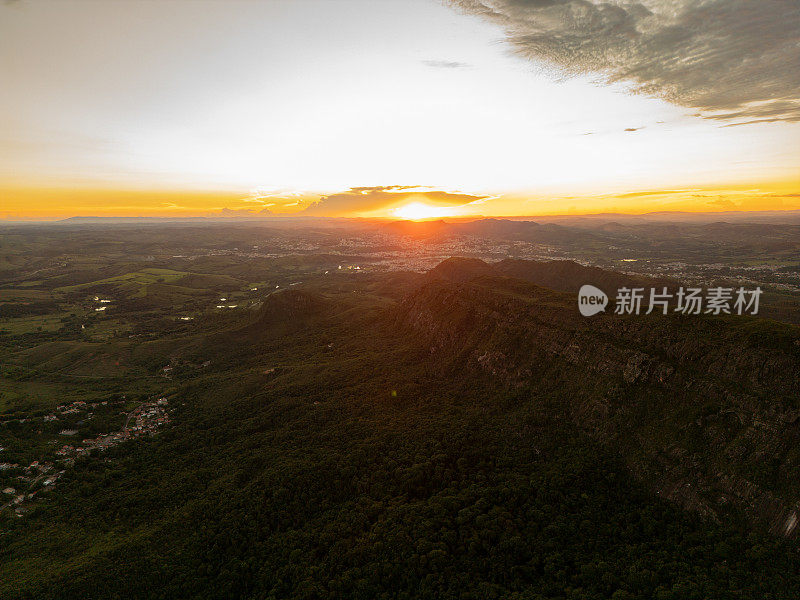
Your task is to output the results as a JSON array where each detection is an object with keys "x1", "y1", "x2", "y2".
[{"x1": 1, "y1": 219, "x2": 800, "y2": 599}]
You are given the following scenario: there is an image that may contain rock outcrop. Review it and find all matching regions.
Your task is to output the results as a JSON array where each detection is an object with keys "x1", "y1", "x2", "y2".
[{"x1": 398, "y1": 259, "x2": 800, "y2": 537}]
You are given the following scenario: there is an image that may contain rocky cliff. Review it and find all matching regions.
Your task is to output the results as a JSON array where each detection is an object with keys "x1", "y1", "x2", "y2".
[{"x1": 397, "y1": 259, "x2": 800, "y2": 538}]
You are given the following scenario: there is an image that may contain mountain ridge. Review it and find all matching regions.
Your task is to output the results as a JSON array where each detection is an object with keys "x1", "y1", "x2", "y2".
[{"x1": 399, "y1": 260, "x2": 800, "y2": 536}]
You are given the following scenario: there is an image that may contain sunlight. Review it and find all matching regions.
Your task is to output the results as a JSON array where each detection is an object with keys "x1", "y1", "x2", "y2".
[{"x1": 393, "y1": 202, "x2": 457, "y2": 220}]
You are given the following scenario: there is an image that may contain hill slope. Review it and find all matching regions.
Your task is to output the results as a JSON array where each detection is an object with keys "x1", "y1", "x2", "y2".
[
  {"x1": 403, "y1": 261, "x2": 800, "y2": 536},
  {"x1": 2, "y1": 259, "x2": 800, "y2": 599}
]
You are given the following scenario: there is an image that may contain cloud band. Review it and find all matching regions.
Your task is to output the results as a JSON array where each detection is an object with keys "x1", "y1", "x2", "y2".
[{"x1": 448, "y1": 0, "x2": 800, "y2": 124}]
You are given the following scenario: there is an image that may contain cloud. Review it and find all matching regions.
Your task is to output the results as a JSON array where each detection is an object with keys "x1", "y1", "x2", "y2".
[
  {"x1": 217, "y1": 207, "x2": 273, "y2": 218},
  {"x1": 615, "y1": 188, "x2": 697, "y2": 198},
  {"x1": 247, "y1": 186, "x2": 306, "y2": 201},
  {"x1": 706, "y1": 198, "x2": 738, "y2": 209},
  {"x1": 422, "y1": 59, "x2": 471, "y2": 69},
  {"x1": 240, "y1": 187, "x2": 315, "y2": 211},
  {"x1": 448, "y1": 0, "x2": 800, "y2": 124},
  {"x1": 303, "y1": 186, "x2": 489, "y2": 216}
]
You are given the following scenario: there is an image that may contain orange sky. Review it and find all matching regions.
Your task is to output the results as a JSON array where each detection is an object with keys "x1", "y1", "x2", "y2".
[
  {"x1": 2, "y1": 179, "x2": 799, "y2": 221},
  {"x1": 1, "y1": 1, "x2": 798, "y2": 220}
]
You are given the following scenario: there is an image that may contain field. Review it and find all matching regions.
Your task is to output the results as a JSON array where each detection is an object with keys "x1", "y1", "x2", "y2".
[{"x1": 54, "y1": 268, "x2": 190, "y2": 294}]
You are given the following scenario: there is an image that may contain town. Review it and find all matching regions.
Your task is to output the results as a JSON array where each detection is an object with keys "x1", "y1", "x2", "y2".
[{"x1": 1, "y1": 397, "x2": 172, "y2": 518}]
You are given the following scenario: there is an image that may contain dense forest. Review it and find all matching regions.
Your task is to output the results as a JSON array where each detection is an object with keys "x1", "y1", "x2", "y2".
[{"x1": 2, "y1": 256, "x2": 800, "y2": 598}]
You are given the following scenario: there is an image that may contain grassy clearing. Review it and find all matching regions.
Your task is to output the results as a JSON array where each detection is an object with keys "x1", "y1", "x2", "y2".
[
  {"x1": 83, "y1": 318, "x2": 131, "y2": 341},
  {"x1": 54, "y1": 269, "x2": 189, "y2": 293},
  {"x1": 0, "y1": 289, "x2": 53, "y2": 301},
  {"x1": 0, "y1": 312, "x2": 75, "y2": 335},
  {"x1": 0, "y1": 379, "x2": 66, "y2": 413}
]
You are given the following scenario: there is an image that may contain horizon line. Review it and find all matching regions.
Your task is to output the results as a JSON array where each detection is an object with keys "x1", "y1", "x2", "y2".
[{"x1": 3, "y1": 207, "x2": 800, "y2": 226}]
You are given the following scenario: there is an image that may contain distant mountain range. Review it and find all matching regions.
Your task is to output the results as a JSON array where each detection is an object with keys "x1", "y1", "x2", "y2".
[{"x1": 2, "y1": 209, "x2": 800, "y2": 226}]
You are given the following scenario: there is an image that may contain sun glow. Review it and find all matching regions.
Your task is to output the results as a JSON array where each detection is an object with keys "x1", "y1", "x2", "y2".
[{"x1": 393, "y1": 202, "x2": 458, "y2": 220}]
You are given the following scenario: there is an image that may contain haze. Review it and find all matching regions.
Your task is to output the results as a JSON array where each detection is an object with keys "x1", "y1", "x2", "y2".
[{"x1": 1, "y1": 0, "x2": 798, "y2": 219}]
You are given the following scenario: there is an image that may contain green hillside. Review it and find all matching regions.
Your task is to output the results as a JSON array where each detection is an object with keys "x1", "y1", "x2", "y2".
[{"x1": 2, "y1": 259, "x2": 800, "y2": 599}]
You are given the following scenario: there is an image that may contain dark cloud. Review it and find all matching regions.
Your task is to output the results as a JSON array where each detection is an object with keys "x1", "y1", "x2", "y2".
[
  {"x1": 303, "y1": 186, "x2": 488, "y2": 216},
  {"x1": 720, "y1": 118, "x2": 794, "y2": 128},
  {"x1": 448, "y1": 0, "x2": 800, "y2": 124},
  {"x1": 422, "y1": 59, "x2": 471, "y2": 69}
]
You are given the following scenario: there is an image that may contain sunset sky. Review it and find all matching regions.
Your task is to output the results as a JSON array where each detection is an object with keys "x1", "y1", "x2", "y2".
[{"x1": 1, "y1": 0, "x2": 798, "y2": 219}]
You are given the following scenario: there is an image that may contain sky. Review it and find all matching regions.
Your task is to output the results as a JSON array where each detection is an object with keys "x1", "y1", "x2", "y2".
[{"x1": 1, "y1": 0, "x2": 798, "y2": 219}]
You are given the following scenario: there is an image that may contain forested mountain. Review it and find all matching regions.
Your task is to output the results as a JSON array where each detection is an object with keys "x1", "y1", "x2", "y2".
[{"x1": 2, "y1": 258, "x2": 800, "y2": 599}]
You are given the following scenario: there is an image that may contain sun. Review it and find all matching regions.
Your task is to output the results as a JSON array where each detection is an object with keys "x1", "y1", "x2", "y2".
[{"x1": 392, "y1": 202, "x2": 456, "y2": 220}]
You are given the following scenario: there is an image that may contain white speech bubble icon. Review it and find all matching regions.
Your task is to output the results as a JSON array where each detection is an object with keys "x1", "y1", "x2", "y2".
[{"x1": 578, "y1": 284, "x2": 608, "y2": 316}]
